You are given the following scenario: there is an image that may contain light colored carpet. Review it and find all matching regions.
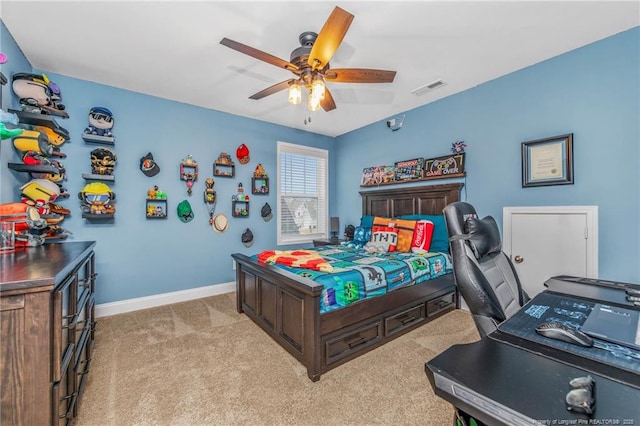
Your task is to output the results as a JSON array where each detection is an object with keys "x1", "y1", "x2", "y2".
[{"x1": 75, "y1": 292, "x2": 479, "y2": 426}]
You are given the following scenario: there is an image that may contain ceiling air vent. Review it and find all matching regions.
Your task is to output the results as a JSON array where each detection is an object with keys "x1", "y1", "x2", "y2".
[{"x1": 411, "y1": 79, "x2": 447, "y2": 96}]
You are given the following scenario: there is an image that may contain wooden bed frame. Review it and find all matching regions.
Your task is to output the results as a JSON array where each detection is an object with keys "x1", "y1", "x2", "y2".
[{"x1": 232, "y1": 183, "x2": 463, "y2": 381}]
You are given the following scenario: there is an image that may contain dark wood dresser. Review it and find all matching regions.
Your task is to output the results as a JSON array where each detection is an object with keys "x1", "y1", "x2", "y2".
[{"x1": 0, "y1": 241, "x2": 97, "y2": 425}]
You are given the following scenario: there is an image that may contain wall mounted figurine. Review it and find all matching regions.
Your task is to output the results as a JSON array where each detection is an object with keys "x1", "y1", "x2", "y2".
[
  {"x1": 11, "y1": 72, "x2": 68, "y2": 118},
  {"x1": 84, "y1": 107, "x2": 114, "y2": 137},
  {"x1": 19, "y1": 178, "x2": 61, "y2": 215},
  {"x1": 204, "y1": 177, "x2": 217, "y2": 226},
  {"x1": 82, "y1": 107, "x2": 115, "y2": 144},
  {"x1": 90, "y1": 148, "x2": 117, "y2": 176},
  {"x1": 13, "y1": 129, "x2": 66, "y2": 158},
  {"x1": 180, "y1": 155, "x2": 198, "y2": 195},
  {"x1": 78, "y1": 182, "x2": 116, "y2": 217}
]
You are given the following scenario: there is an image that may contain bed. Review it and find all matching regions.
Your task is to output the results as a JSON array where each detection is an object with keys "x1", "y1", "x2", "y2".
[{"x1": 231, "y1": 183, "x2": 463, "y2": 381}]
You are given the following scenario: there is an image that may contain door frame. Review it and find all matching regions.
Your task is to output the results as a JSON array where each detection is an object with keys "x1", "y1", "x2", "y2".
[{"x1": 502, "y1": 206, "x2": 599, "y2": 278}]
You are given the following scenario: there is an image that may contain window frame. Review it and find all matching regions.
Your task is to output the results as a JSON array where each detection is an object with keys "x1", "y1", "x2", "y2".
[{"x1": 276, "y1": 141, "x2": 329, "y2": 246}]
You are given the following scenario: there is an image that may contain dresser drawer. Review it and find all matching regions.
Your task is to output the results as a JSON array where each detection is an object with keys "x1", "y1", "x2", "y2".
[
  {"x1": 426, "y1": 291, "x2": 456, "y2": 317},
  {"x1": 325, "y1": 321, "x2": 382, "y2": 365},
  {"x1": 385, "y1": 303, "x2": 425, "y2": 336}
]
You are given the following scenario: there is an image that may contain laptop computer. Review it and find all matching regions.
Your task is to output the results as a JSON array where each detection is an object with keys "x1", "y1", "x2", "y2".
[{"x1": 580, "y1": 303, "x2": 640, "y2": 351}]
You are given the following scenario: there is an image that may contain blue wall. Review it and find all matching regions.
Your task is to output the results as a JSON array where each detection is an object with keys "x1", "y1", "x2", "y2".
[
  {"x1": 335, "y1": 27, "x2": 640, "y2": 283},
  {"x1": 2, "y1": 21, "x2": 638, "y2": 303},
  {"x1": 1, "y1": 22, "x2": 335, "y2": 304}
]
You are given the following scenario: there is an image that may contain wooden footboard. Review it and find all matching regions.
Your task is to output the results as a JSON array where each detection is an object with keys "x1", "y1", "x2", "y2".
[{"x1": 232, "y1": 253, "x2": 457, "y2": 381}]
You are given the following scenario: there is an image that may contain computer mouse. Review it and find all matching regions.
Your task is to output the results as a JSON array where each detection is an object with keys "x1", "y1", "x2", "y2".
[{"x1": 535, "y1": 322, "x2": 594, "y2": 347}]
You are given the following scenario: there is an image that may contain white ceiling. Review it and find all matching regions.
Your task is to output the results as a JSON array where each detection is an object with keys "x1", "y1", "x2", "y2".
[{"x1": 2, "y1": 1, "x2": 638, "y2": 137}]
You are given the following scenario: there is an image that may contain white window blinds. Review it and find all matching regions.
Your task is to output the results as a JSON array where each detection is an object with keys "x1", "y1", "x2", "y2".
[{"x1": 277, "y1": 141, "x2": 328, "y2": 245}]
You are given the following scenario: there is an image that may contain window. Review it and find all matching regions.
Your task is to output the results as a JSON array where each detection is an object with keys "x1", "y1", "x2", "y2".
[{"x1": 277, "y1": 141, "x2": 328, "y2": 245}]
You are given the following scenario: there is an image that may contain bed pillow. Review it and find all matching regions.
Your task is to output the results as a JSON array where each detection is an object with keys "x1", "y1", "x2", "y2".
[
  {"x1": 365, "y1": 225, "x2": 399, "y2": 253},
  {"x1": 359, "y1": 215, "x2": 375, "y2": 228},
  {"x1": 410, "y1": 220, "x2": 435, "y2": 253},
  {"x1": 353, "y1": 226, "x2": 372, "y2": 243},
  {"x1": 372, "y1": 217, "x2": 417, "y2": 253},
  {"x1": 399, "y1": 214, "x2": 449, "y2": 253}
]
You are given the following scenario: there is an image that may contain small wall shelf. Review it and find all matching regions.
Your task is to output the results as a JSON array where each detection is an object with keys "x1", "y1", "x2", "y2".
[
  {"x1": 232, "y1": 200, "x2": 249, "y2": 217},
  {"x1": 214, "y1": 162, "x2": 235, "y2": 178},
  {"x1": 82, "y1": 173, "x2": 115, "y2": 182},
  {"x1": 146, "y1": 199, "x2": 168, "y2": 219},
  {"x1": 82, "y1": 134, "x2": 115, "y2": 145},
  {"x1": 81, "y1": 213, "x2": 114, "y2": 220},
  {"x1": 359, "y1": 173, "x2": 466, "y2": 188},
  {"x1": 251, "y1": 177, "x2": 269, "y2": 195},
  {"x1": 8, "y1": 109, "x2": 68, "y2": 137},
  {"x1": 8, "y1": 163, "x2": 61, "y2": 174}
]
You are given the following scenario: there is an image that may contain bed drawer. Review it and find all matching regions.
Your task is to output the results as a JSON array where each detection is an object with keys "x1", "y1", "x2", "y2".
[
  {"x1": 426, "y1": 291, "x2": 456, "y2": 317},
  {"x1": 325, "y1": 321, "x2": 382, "y2": 365},
  {"x1": 385, "y1": 303, "x2": 425, "y2": 337}
]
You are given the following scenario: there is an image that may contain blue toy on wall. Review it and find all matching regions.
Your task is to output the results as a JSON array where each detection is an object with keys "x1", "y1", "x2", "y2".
[{"x1": 84, "y1": 107, "x2": 114, "y2": 137}]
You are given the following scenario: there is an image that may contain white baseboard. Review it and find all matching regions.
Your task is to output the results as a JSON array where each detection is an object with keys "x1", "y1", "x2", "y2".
[{"x1": 95, "y1": 282, "x2": 235, "y2": 318}]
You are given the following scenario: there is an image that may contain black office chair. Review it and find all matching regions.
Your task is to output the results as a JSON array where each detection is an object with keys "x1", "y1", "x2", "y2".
[{"x1": 443, "y1": 201, "x2": 530, "y2": 338}]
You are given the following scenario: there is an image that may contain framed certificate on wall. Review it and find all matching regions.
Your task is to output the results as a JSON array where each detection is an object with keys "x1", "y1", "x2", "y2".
[{"x1": 522, "y1": 133, "x2": 573, "y2": 187}]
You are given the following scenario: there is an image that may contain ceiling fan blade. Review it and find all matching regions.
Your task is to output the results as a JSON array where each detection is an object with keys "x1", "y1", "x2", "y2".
[
  {"x1": 308, "y1": 6, "x2": 354, "y2": 71},
  {"x1": 249, "y1": 79, "x2": 295, "y2": 100},
  {"x1": 220, "y1": 38, "x2": 298, "y2": 72},
  {"x1": 320, "y1": 87, "x2": 336, "y2": 112},
  {"x1": 324, "y1": 68, "x2": 397, "y2": 83}
]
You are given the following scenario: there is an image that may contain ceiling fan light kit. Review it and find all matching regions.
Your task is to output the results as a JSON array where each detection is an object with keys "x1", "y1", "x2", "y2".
[{"x1": 220, "y1": 6, "x2": 396, "y2": 117}]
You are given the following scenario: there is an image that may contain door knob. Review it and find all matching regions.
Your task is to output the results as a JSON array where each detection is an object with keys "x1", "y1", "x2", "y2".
[{"x1": 514, "y1": 255, "x2": 524, "y2": 263}]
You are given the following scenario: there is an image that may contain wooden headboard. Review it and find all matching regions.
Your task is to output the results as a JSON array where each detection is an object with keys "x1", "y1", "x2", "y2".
[{"x1": 360, "y1": 183, "x2": 463, "y2": 217}]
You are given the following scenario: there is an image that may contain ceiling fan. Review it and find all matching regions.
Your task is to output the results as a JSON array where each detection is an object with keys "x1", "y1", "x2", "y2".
[{"x1": 220, "y1": 6, "x2": 396, "y2": 113}]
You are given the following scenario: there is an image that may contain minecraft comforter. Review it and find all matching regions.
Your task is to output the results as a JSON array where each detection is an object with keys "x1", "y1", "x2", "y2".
[{"x1": 256, "y1": 245, "x2": 452, "y2": 314}]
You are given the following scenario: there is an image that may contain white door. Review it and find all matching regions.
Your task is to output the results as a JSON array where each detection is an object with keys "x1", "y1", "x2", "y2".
[{"x1": 503, "y1": 206, "x2": 598, "y2": 297}]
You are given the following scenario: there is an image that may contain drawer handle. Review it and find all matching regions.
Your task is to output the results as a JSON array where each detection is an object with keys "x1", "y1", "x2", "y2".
[
  {"x1": 77, "y1": 358, "x2": 92, "y2": 376},
  {"x1": 397, "y1": 314, "x2": 417, "y2": 325},
  {"x1": 345, "y1": 334, "x2": 366, "y2": 348},
  {"x1": 435, "y1": 299, "x2": 450, "y2": 308},
  {"x1": 60, "y1": 391, "x2": 76, "y2": 402}
]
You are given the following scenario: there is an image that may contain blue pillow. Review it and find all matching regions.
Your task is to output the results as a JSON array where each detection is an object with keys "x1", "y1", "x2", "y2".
[
  {"x1": 399, "y1": 214, "x2": 449, "y2": 253},
  {"x1": 353, "y1": 226, "x2": 372, "y2": 243},
  {"x1": 360, "y1": 215, "x2": 374, "y2": 228}
]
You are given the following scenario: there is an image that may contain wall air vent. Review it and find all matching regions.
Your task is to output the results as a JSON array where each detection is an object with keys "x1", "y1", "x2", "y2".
[{"x1": 410, "y1": 79, "x2": 447, "y2": 96}]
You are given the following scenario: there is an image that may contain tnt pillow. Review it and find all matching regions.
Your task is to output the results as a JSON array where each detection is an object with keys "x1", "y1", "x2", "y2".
[
  {"x1": 365, "y1": 225, "x2": 399, "y2": 253},
  {"x1": 411, "y1": 220, "x2": 435, "y2": 253},
  {"x1": 372, "y1": 217, "x2": 417, "y2": 253}
]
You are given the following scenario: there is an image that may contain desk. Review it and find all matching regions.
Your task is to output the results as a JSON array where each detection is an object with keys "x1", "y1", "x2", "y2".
[{"x1": 426, "y1": 281, "x2": 640, "y2": 425}]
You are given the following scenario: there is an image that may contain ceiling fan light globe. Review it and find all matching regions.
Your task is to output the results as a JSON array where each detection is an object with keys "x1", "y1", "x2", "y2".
[
  {"x1": 308, "y1": 95, "x2": 321, "y2": 112},
  {"x1": 311, "y1": 78, "x2": 325, "y2": 101},
  {"x1": 288, "y1": 82, "x2": 302, "y2": 105}
]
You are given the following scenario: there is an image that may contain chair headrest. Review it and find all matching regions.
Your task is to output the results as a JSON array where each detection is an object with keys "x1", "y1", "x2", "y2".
[
  {"x1": 443, "y1": 201, "x2": 479, "y2": 236},
  {"x1": 464, "y1": 216, "x2": 502, "y2": 259},
  {"x1": 444, "y1": 201, "x2": 502, "y2": 259}
]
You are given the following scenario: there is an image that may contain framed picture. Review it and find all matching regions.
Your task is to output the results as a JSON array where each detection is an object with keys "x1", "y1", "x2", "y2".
[{"x1": 522, "y1": 133, "x2": 573, "y2": 187}]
